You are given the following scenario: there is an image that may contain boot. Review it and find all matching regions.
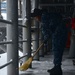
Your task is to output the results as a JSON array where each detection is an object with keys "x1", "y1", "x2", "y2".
[{"x1": 47, "y1": 65, "x2": 62, "y2": 75}]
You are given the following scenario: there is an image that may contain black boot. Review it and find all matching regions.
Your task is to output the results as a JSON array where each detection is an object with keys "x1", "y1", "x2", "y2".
[{"x1": 47, "y1": 65, "x2": 62, "y2": 75}]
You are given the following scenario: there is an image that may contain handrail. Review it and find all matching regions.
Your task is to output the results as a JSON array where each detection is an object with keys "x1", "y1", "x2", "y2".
[
  {"x1": 0, "y1": 19, "x2": 27, "y2": 28},
  {"x1": 0, "y1": 19, "x2": 12, "y2": 24},
  {"x1": 19, "y1": 53, "x2": 28, "y2": 60},
  {"x1": 0, "y1": 59, "x2": 13, "y2": 69},
  {"x1": 18, "y1": 24, "x2": 27, "y2": 28},
  {"x1": 0, "y1": 40, "x2": 12, "y2": 45},
  {"x1": 0, "y1": 40, "x2": 28, "y2": 45},
  {"x1": 0, "y1": 53, "x2": 28, "y2": 69},
  {"x1": 19, "y1": 39, "x2": 27, "y2": 43},
  {"x1": 31, "y1": 38, "x2": 42, "y2": 41}
]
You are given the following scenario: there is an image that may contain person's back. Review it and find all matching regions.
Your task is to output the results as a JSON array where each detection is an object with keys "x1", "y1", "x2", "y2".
[{"x1": 41, "y1": 12, "x2": 63, "y2": 37}]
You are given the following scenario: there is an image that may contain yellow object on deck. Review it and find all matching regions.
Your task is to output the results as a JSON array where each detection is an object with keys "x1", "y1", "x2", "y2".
[
  {"x1": 19, "y1": 57, "x2": 33, "y2": 71},
  {"x1": 19, "y1": 43, "x2": 44, "y2": 71}
]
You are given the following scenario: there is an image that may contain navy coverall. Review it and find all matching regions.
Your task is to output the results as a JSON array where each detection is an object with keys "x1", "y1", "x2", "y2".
[{"x1": 41, "y1": 12, "x2": 69, "y2": 66}]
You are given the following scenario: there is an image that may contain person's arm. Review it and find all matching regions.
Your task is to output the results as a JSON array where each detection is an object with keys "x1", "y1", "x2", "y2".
[{"x1": 41, "y1": 14, "x2": 50, "y2": 43}]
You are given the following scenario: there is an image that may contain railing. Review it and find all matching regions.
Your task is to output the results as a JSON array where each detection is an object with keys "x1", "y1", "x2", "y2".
[
  {"x1": 0, "y1": 18, "x2": 28, "y2": 69},
  {"x1": 0, "y1": 19, "x2": 27, "y2": 28},
  {"x1": 0, "y1": 17, "x2": 38, "y2": 70},
  {"x1": 0, "y1": 53, "x2": 28, "y2": 69}
]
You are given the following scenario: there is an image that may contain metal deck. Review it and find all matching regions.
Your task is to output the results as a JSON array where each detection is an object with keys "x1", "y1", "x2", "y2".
[{"x1": 19, "y1": 51, "x2": 75, "y2": 75}]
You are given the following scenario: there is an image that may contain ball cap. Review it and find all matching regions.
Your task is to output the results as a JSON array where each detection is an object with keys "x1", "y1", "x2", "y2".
[{"x1": 31, "y1": 8, "x2": 42, "y2": 17}]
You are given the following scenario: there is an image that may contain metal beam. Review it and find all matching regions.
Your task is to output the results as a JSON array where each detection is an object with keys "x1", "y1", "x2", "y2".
[
  {"x1": 22, "y1": 0, "x2": 31, "y2": 63},
  {"x1": 40, "y1": 3, "x2": 74, "y2": 7},
  {"x1": 7, "y1": 0, "x2": 19, "y2": 75}
]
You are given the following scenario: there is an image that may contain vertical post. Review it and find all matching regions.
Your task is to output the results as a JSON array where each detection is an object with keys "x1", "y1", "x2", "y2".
[
  {"x1": 32, "y1": 23, "x2": 39, "y2": 60},
  {"x1": 22, "y1": 0, "x2": 31, "y2": 62},
  {"x1": 32, "y1": 0, "x2": 39, "y2": 60},
  {"x1": 69, "y1": 0, "x2": 75, "y2": 58},
  {"x1": 47, "y1": 39, "x2": 52, "y2": 52},
  {"x1": 18, "y1": 0, "x2": 22, "y2": 17},
  {"x1": 64, "y1": 0, "x2": 66, "y2": 13},
  {"x1": 39, "y1": 30, "x2": 44, "y2": 57},
  {"x1": 0, "y1": 0, "x2": 1, "y2": 15},
  {"x1": 44, "y1": 43, "x2": 48, "y2": 55},
  {"x1": 0, "y1": 0, "x2": 2, "y2": 19},
  {"x1": 69, "y1": 32, "x2": 75, "y2": 58},
  {"x1": 7, "y1": 0, "x2": 19, "y2": 75}
]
